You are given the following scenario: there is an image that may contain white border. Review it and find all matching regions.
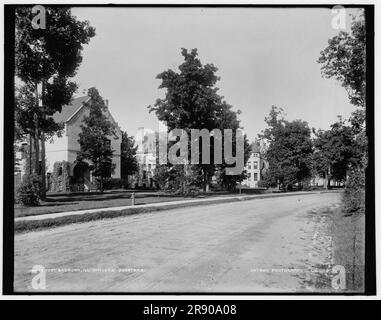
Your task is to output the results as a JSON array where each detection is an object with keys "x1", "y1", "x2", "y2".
[{"x1": 1, "y1": 0, "x2": 379, "y2": 300}]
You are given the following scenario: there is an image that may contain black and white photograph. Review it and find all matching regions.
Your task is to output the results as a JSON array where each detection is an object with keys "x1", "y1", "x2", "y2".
[{"x1": 2, "y1": 2, "x2": 376, "y2": 298}]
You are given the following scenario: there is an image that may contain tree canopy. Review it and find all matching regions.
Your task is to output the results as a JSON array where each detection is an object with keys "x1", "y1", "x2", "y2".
[
  {"x1": 77, "y1": 88, "x2": 117, "y2": 192},
  {"x1": 259, "y1": 106, "x2": 313, "y2": 191},
  {"x1": 15, "y1": 6, "x2": 95, "y2": 198},
  {"x1": 313, "y1": 117, "x2": 364, "y2": 185},
  {"x1": 121, "y1": 132, "x2": 138, "y2": 183},
  {"x1": 149, "y1": 48, "x2": 248, "y2": 192},
  {"x1": 317, "y1": 15, "x2": 365, "y2": 108}
]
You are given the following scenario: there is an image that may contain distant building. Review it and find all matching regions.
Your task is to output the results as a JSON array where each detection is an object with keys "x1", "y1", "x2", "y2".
[
  {"x1": 128, "y1": 127, "x2": 158, "y2": 189},
  {"x1": 241, "y1": 143, "x2": 268, "y2": 188}
]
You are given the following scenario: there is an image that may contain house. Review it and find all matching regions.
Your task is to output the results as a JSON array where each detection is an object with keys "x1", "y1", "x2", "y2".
[
  {"x1": 19, "y1": 96, "x2": 122, "y2": 192},
  {"x1": 128, "y1": 127, "x2": 158, "y2": 189},
  {"x1": 241, "y1": 143, "x2": 268, "y2": 188}
]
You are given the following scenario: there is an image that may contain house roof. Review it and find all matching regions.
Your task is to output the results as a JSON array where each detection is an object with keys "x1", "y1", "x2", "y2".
[{"x1": 52, "y1": 96, "x2": 90, "y2": 123}]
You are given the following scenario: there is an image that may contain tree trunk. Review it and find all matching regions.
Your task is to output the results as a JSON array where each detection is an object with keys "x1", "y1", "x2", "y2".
[
  {"x1": 29, "y1": 134, "x2": 33, "y2": 175},
  {"x1": 33, "y1": 84, "x2": 40, "y2": 176},
  {"x1": 323, "y1": 171, "x2": 328, "y2": 190},
  {"x1": 202, "y1": 169, "x2": 207, "y2": 192},
  {"x1": 40, "y1": 132, "x2": 46, "y2": 199},
  {"x1": 33, "y1": 115, "x2": 40, "y2": 175},
  {"x1": 40, "y1": 81, "x2": 47, "y2": 200},
  {"x1": 100, "y1": 177, "x2": 103, "y2": 193},
  {"x1": 327, "y1": 166, "x2": 331, "y2": 190}
]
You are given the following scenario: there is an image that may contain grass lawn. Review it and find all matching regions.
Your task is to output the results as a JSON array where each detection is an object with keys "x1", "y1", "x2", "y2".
[
  {"x1": 14, "y1": 190, "x2": 239, "y2": 218},
  {"x1": 14, "y1": 191, "x2": 192, "y2": 218},
  {"x1": 330, "y1": 208, "x2": 365, "y2": 292}
]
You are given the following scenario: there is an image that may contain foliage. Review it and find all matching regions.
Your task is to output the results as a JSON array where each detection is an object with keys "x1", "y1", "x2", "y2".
[
  {"x1": 317, "y1": 15, "x2": 365, "y2": 108},
  {"x1": 154, "y1": 165, "x2": 201, "y2": 197},
  {"x1": 51, "y1": 161, "x2": 71, "y2": 192},
  {"x1": 257, "y1": 171, "x2": 277, "y2": 189},
  {"x1": 313, "y1": 117, "x2": 362, "y2": 185},
  {"x1": 217, "y1": 134, "x2": 252, "y2": 191},
  {"x1": 97, "y1": 178, "x2": 123, "y2": 190},
  {"x1": 149, "y1": 48, "x2": 248, "y2": 191},
  {"x1": 15, "y1": 7, "x2": 95, "y2": 84},
  {"x1": 259, "y1": 106, "x2": 313, "y2": 191},
  {"x1": 15, "y1": 84, "x2": 66, "y2": 139},
  {"x1": 121, "y1": 131, "x2": 138, "y2": 182},
  {"x1": 318, "y1": 14, "x2": 367, "y2": 214},
  {"x1": 16, "y1": 174, "x2": 41, "y2": 206},
  {"x1": 15, "y1": 6, "x2": 95, "y2": 197},
  {"x1": 77, "y1": 88, "x2": 117, "y2": 192},
  {"x1": 343, "y1": 170, "x2": 365, "y2": 214}
]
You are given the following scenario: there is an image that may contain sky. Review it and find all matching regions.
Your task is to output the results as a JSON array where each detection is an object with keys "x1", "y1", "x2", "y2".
[{"x1": 70, "y1": 7, "x2": 362, "y2": 142}]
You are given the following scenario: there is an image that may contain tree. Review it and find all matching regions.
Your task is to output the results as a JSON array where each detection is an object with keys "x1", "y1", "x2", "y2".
[
  {"x1": 77, "y1": 88, "x2": 117, "y2": 193},
  {"x1": 317, "y1": 14, "x2": 367, "y2": 168},
  {"x1": 317, "y1": 15, "x2": 365, "y2": 108},
  {"x1": 216, "y1": 134, "x2": 252, "y2": 191},
  {"x1": 259, "y1": 106, "x2": 313, "y2": 191},
  {"x1": 15, "y1": 6, "x2": 95, "y2": 199},
  {"x1": 149, "y1": 48, "x2": 248, "y2": 193},
  {"x1": 121, "y1": 131, "x2": 138, "y2": 187},
  {"x1": 318, "y1": 14, "x2": 367, "y2": 213},
  {"x1": 313, "y1": 117, "x2": 363, "y2": 188}
]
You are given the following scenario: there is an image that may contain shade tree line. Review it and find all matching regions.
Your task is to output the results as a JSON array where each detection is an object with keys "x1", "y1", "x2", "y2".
[
  {"x1": 259, "y1": 13, "x2": 366, "y2": 214},
  {"x1": 257, "y1": 106, "x2": 364, "y2": 192}
]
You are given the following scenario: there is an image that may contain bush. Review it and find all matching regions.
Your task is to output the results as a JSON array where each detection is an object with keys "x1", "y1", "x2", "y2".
[
  {"x1": 102, "y1": 178, "x2": 122, "y2": 190},
  {"x1": 51, "y1": 161, "x2": 71, "y2": 192},
  {"x1": 257, "y1": 180, "x2": 269, "y2": 188},
  {"x1": 177, "y1": 185, "x2": 200, "y2": 197},
  {"x1": 16, "y1": 174, "x2": 41, "y2": 206},
  {"x1": 343, "y1": 170, "x2": 365, "y2": 214},
  {"x1": 92, "y1": 178, "x2": 122, "y2": 190}
]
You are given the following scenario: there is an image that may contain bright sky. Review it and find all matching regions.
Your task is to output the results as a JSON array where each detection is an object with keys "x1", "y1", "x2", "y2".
[{"x1": 71, "y1": 7, "x2": 362, "y2": 141}]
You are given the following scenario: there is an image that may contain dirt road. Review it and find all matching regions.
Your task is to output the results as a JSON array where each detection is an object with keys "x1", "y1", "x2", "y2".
[{"x1": 14, "y1": 192, "x2": 342, "y2": 292}]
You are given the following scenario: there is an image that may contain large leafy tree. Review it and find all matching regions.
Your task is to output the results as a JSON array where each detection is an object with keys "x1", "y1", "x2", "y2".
[
  {"x1": 317, "y1": 15, "x2": 365, "y2": 108},
  {"x1": 313, "y1": 117, "x2": 363, "y2": 188},
  {"x1": 317, "y1": 14, "x2": 367, "y2": 210},
  {"x1": 121, "y1": 132, "x2": 138, "y2": 186},
  {"x1": 317, "y1": 14, "x2": 366, "y2": 165},
  {"x1": 77, "y1": 88, "x2": 117, "y2": 193},
  {"x1": 15, "y1": 6, "x2": 95, "y2": 198},
  {"x1": 149, "y1": 48, "x2": 248, "y2": 192},
  {"x1": 259, "y1": 106, "x2": 313, "y2": 191}
]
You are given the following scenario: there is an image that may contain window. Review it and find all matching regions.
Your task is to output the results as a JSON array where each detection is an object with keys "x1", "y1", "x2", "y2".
[
  {"x1": 248, "y1": 163, "x2": 251, "y2": 170},
  {"x1": 254, "y1": 173, "x2": 258, "y2": 181},
  {"x1": 248, "y1": 173, "x2": 251, "y2": 180},
  {"x1": 254, "y1": 161, "x2": 258, "y2": 169}
]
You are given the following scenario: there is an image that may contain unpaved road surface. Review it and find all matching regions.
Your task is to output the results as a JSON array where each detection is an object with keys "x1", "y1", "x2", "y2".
[{"x1": 14, "y1": 192, "x2": 342, "y2": 292}]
